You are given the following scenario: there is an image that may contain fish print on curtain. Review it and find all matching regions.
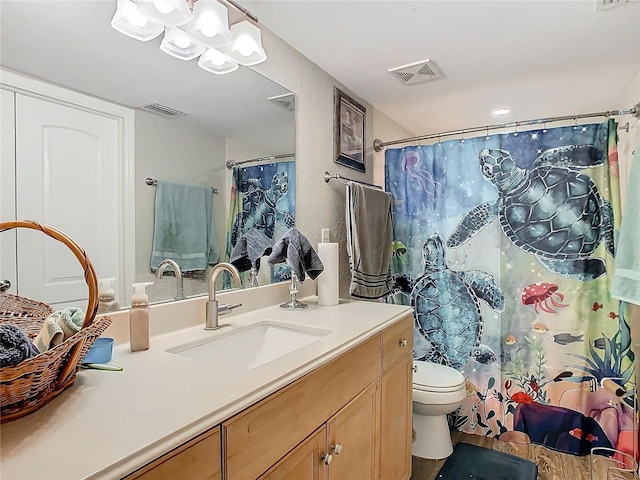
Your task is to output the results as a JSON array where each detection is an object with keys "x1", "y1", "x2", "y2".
[
  {"x1": 225, "y1": 161, "x2": 296, "y2": 282},
  {"x1": 385, "y1": 120, "x2": 636, "y2": 458}
]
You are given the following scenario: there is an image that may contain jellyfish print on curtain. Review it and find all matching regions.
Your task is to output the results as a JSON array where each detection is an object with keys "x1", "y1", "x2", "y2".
[
  {"x1": 225, "y1": 160, "x2": 296, "y2": 283},
  {"x1": 385, "y1": 120, "x2": 636, "y2": 458}
]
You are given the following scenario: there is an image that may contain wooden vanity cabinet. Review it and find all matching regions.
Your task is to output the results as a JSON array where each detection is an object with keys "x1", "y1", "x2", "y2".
[
  {"x1": 224, "y1": 313, "x2": 413, "y2": 480},
  {"x1": 123, "y1": 314, "x2": 413, "y2": 480},
  {"x1": 124, "y1": 427, "x2": 221, "y2": 480}
]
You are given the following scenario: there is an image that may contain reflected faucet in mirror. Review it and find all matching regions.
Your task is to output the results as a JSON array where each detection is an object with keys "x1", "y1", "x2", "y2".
[
  {"x1": 206, "y1": 262, "x2": 242, "y2": 330},
  {"x1": 155, "y1": 259, "x2": 184, "y2": 300}
]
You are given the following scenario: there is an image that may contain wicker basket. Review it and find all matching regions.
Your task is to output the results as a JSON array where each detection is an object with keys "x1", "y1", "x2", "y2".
[{"x1": 0, "y1": 220, "x2": 112, "y2": 423}]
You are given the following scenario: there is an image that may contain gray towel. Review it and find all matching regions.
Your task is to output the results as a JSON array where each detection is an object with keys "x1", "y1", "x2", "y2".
[
  {"x1": 0, "y1": 324, "x2": 39, "y2": 367},
  {"x1": 346, "y1": 182, "x2": 393, "y2": 299},
  {"x1": 268, "y1": 228, "x2": 324, "y2": 281},
  {"x1": 230, "y1": 228, "x2": 274, "y2": 272},
  {"x1": 151, "y1": 180, "x2": 219, "y2": 272}
]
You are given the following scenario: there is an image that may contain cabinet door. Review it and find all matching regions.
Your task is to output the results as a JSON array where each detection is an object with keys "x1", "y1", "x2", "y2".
[
  {"x1": 258, "y1": 427, "x2": 328, "y2": 480},
  {"x1": 0, "y1": 88, "x2": 17, "y2": 294},
  {"x1": 15, "y1": 93, "x2": 121, "y2": 307},
  {"x1": 327, "y1": 381, "x2": 380, "y2": 480},
  {"x1": 380, "y1": 353, "x2": 413, "y2": 480},
  {"x1": 125, "y1": 427, "x2": 221, "y2": 480}
]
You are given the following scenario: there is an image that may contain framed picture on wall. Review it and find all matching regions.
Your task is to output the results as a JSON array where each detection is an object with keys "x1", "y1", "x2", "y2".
[{"x1": 334, "y1": 87, "x2": 366, "y2": 172}]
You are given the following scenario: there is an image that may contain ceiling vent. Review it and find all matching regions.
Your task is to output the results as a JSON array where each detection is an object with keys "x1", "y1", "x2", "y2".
[
  {"x1": 389, "y1": 59, "x2": 442, "y2": 86},
  {"x1": 593, "y1": 0, "x2": 632, "y2": 11},
  {"x1": 268, "y1": 92, "x2": 296, "y2": 111},
  {"x1": 140, "y1": 102, "x2": 187, "y2": 118}
]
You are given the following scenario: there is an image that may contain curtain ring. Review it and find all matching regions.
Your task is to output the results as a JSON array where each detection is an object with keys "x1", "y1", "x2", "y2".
[
  {"x1": 485, "y1": 127, "x2": 490, "y2": 140},
  {"x1": 542, "y1": 120, "x2": 547, "y2": 133},
  {"x1": 513, "y1": 123, "x2": 519, "y2": 136},
  {"x1": 573, "y1": 116, "x2": 579, "y2": 130},
  {"x1": 438, "y1": 134, "x2": 442, "y2": 147},
  {"x1": 460, "y1": 130, "x2": 465, "y2": 144}
]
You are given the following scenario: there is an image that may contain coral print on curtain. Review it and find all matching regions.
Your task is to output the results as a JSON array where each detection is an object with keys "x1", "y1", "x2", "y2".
[
  {"x1": 225, "y1": 161, "x2": 296, "y2": 282},
  {"x1": 385, "y1": 120, "x2": 636, "y2": 459}
]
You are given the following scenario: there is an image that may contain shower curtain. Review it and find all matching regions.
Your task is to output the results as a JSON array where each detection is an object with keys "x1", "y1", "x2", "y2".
[
  {"x1": 225, "y1": 160, "x2": 296, "y2": 283},
  {"x1": 385, "y1": 120, "x2": 636, "y2": 457}
]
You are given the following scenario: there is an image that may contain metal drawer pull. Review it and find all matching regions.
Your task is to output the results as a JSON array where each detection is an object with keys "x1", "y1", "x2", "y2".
[
  {"x1": 322, "y1": 453, "x2": 333, "y2": 465},
  {"x1": 399, "y1": 338, "x2": 407, "y2": 347},
  {"x1": 332, "y1": 443, "x2": 343, "y2": 454}
]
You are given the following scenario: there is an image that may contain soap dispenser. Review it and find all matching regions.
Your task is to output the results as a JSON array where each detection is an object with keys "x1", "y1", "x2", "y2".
[
  {"x1": 130, "y1": 282, "x2": 153, "y2": 352},
  {"x1": 97, "y1": 277, "x2": 119, "y2": 314}
]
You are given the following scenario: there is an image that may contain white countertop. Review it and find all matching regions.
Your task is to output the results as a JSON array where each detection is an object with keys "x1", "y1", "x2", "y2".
[{"x1": 0, "y1": 296, "x2": 412, "y2": 480}]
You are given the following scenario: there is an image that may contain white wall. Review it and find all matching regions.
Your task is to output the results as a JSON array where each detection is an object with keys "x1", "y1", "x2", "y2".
[
  {"x1": 134, "y1": 111, "x2": 227, "y2": 297},
  {"x1": 254, "y1": 29, "x2": 405, "y2": 297}
]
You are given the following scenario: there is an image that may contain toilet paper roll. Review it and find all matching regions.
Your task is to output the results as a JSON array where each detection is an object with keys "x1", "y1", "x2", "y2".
[{"x1": 317, "y1": 243, "x2": 339, "y2": 306}]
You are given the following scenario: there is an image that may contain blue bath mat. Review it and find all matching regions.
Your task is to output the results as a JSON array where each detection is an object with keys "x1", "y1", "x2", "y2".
[{"x1": 435, "y1": 442, "x2": 538, "y2": 480}]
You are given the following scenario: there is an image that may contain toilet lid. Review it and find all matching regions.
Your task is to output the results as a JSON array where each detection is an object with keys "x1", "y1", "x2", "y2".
[{"x1": 413, "y1": 360, "x2": 465, "y2": 392}]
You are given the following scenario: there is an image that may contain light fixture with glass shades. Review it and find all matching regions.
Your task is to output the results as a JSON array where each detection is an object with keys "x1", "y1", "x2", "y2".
[
  {"x1": 111, "y1": 0, "x2": 164, "y2": 41},
  {"x1": 160, "y1": 27, "x2": 206, "y2": 60},
  {"x1": 226, "y1": 20, "x2": 267, "y2": 66},
  {"x1": 110, "y1": 0, "x2": 266, "y2": 75}
]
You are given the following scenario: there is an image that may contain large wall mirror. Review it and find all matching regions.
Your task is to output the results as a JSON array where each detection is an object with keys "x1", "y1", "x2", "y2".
[{"x1": 0, "y1": 1, "x2": 296, "y2": 309}]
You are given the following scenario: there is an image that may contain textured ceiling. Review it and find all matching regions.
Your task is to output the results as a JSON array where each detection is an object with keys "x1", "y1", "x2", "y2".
[{"x1": 246, "y1": 0, "x2": 640, "y2": 137}]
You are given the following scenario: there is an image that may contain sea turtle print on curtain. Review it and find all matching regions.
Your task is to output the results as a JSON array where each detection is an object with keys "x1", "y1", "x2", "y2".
[
  {"x1": 385, "y1": 120, "x2": 636, "y2": 458},
  {"x1": 225, "y1": 161, "x2": 296, "y2": 283}
]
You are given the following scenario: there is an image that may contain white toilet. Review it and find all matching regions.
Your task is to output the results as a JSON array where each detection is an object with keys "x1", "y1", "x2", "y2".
[{"x1": 412, "y1": 360, "x2": 466, "y2": 460}]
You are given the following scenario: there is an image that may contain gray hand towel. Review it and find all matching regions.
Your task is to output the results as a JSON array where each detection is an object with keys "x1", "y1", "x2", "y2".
[
  {"x1": 230, "y1": 228, "x2": 274, "y2": 272},
  {"x1": 346, "y1": 182, "x2": 393, "y2": 299},
  {"x1": 0, "y1": 324, "x2": 40, "y2": 367},
  {"x1": 268, "y1": 228, "x2": 324, "y2": 281}
]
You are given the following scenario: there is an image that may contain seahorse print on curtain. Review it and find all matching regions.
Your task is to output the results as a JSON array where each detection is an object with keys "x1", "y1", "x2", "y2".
[{"x1": 385, "y1": 120, "x2": 635, "y2": 458}]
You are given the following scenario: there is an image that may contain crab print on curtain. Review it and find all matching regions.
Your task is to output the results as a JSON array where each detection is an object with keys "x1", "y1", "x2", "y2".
[{"x1": 385, "y1": 120, "x2": 636, "y2": 458}]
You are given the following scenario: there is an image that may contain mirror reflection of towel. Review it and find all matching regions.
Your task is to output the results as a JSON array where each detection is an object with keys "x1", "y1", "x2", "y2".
[
  {"x1": 346, "y1": 182, "x2": 393, "y2": 299},
  {"x1": 268, "y1": 228, "x2": 324, "y2": 281},
  {"x1": 230, "y1": 228, "x2": 274, "y2": 272},
  {"x1": 151, "y1": 180, "x2": 219, "y2": 272}
]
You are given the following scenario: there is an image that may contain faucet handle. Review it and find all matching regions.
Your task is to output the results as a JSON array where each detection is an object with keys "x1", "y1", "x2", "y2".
[{"x1": 218, "y1": 302, "x2": 242, "y2": 315}]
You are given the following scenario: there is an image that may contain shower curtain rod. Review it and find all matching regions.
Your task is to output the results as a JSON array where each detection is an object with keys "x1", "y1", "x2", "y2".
[
  {"x1": 145, "y1": 177, "x2": 219, "y2": 194},
  {"x1": 324, "y1": 171, "x2": 382, "y2": 190},
  {"x1": 225, "y1": 153, "x2": 295, "y2": 170},
  {"x1": 373, "y1": 102, "x2": 640, "y2": 152}
]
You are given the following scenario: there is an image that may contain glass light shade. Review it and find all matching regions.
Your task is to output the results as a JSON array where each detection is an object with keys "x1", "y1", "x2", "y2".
[
  {"x1": 198, "y1": 48, "x2": 238, "y2": 75},
  {"x1": 160, "y1": 27, "x2": 206, "y2": 60},
  {"x1": 226, "y1": 20, "x2": 267, "y2": 66},
  {"x1": 111, "y1": 0, "x2": 164, "y2": 41},
  {"x1": 185, "y1": 0, "x2": 231, "y2": 48},
  {"x1": 137, "y1": 0, "x2": 192, "y2": 27}
]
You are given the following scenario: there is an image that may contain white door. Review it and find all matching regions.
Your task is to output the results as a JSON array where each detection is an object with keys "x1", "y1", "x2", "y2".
[
  {"x1": 15, "y1": 93, "x2": 121, "y2": 308},
  {"x1": 0, "y1": 88, "x2": 17, "y2": 295}
]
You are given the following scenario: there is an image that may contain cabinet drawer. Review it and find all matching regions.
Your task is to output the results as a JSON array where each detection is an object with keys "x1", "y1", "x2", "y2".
[
  {"x1": 381, "y1": 315, "x2": 413, "y2": 371},
  {"x1": 125, "y1": 427, "x2": 221, "y2": 480},
  {"x1": 223, "y1": 334, "x2": 380, "y2": 480}
]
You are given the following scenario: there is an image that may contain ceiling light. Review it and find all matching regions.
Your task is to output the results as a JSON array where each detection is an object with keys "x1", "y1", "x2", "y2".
[
  {"x1": 137, "y1": 0, "x2": 192, "y2": 27},
  {"x1": 491, "y1": 107, "x2": 511, "y2": 117},
  {"x1": 161, "y1": 27, "x2": 206, "y2": 60},
  {"x1": 111, "y1": 0, "x2": 164, "y2": 41},
  {"x1": 186, "y1": 0, "x2": 231, "y2": 48},
  {"x1": 198, "y1": 48, "x2": 239, "y2": 75},
  {"x1": 226, "y1": 20, "x2": 267, "y2": 66}
]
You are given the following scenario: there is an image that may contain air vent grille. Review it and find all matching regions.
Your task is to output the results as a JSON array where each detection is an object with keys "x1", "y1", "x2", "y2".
[
  {"x1": 268, "y1": 92, "x2": 296, "y2": 111},
  {"x1": 141, "y1": 102, "x2": 187, "y2": 118},
  {"x1": 389, "y1": 59, "x2": 442, "y2": 86}
]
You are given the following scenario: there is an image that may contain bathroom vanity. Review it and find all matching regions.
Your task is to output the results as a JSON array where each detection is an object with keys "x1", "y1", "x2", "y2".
[{"x1": 0, "y1": 291, "x2": 413, "y2": 480}]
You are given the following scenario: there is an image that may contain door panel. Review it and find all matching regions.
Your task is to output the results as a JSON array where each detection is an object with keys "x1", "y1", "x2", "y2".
[
  {"x1": 0, "y1": 88, "x2": 17, "y2": 294},
  {"x1": 258, "y1": 428, "x2": 327, "y2": 480},
  {"x1": 15, "y1": 93, "x2": 120, "y2": 305}
]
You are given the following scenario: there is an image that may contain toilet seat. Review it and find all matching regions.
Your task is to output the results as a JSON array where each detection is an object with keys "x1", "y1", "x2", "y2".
[{"x1": 412, "y1": 360, "x2": 465, "y2": 393}]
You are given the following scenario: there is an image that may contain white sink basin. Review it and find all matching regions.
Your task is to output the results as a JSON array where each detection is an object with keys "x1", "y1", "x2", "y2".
[{"x1": 167, "y1": 322, "x2": 331, "y2": 370}]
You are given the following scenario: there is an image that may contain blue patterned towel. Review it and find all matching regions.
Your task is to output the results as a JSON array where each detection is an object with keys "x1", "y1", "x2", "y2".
[
  {"x1": 268, "y1": 228, "x2": 324, "y2": 281},
  {"x1": 0, "y1": 324, "x2": 39, "y2": 367}
]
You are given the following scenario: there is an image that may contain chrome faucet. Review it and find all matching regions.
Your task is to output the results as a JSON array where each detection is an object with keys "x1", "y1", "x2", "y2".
[
  {"x1": 206, "y1": 262, "x2": 242, "y2": 330},
  {"x1": 156, "y1": 259, "x2": 184, "y2": 300}
]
